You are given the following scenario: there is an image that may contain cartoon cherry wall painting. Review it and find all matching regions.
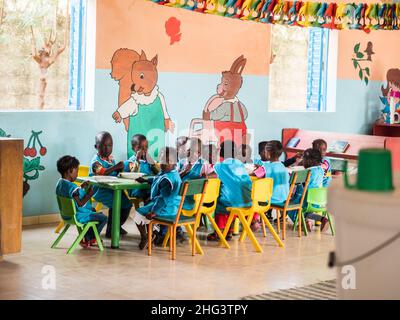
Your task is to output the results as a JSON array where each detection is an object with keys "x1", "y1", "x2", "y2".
[
  {"x1": 24, "y1": 131, "x2": 47, "y2": 158},
  {"x1": 165, "y1": 17, "x2": 182, "y2": 45}
]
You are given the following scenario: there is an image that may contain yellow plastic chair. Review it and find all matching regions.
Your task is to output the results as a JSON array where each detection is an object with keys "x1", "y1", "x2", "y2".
[
  {"x1": 223, "y1": 178, "x2": 284, "y2": 253},
  {"x1": 162, "y1": 179, "x2": 230, "y2": 249},
  {"x1": 54, "y1": 165, "x2": 104, "y2": 233},
  {"x1": 148, "y1": 179, "x2": 208, "y2": 260}
]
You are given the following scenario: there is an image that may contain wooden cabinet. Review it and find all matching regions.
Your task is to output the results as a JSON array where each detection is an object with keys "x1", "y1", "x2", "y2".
[
  {"x1": 0, "y1": 138, "x2": 23, "y2": 257},
  {"x1": 373, "y1": 123, "x2": 400, "y2": 137}
]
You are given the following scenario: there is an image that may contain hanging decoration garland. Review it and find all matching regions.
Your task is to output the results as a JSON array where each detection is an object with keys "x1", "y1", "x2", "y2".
[{"x1": 149, "y1": 0, "x2": 400, "y2": 31}]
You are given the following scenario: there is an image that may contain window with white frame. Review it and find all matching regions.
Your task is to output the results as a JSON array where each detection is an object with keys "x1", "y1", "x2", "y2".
[
  {"x1": 268, "y1": 25, "x2": 331, "y2": 112},
  {"x1": 0, "y1": 0, "x2": 94, "y2": 111}
]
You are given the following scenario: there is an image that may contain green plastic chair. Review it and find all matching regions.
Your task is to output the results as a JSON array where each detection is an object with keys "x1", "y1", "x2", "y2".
[
  {"x1": 294, "y1": 187, "x2": 335, "y2": 236},
  {"x1": 51, "y1": 196, "x2": 104, "y2": 254}
]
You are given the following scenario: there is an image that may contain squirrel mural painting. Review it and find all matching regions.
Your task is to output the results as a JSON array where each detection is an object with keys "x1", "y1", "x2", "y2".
[{"x1": 111, "y1": 49, "x2": 175, "y2": 159}]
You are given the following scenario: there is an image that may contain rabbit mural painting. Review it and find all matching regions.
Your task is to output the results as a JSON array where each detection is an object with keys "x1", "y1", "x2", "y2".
[
  {"x1": 190, "y1": 55, "x2": 249, "y2": 147},
  {"x1": 111, "y1": 49, "x2": 175, "y2": 159}
]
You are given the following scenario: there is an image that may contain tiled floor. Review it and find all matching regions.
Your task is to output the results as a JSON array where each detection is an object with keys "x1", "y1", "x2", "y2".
[{"x1": 0, "y1": 218, "x2": 335, "y2": 300}]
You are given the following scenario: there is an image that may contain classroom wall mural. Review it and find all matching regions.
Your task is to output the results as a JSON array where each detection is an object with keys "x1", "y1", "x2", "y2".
[
  {"x1": 189, "y1": 55, "x2": 250, "y2": 147},
  {"x1": 165, "y1": 17, "x2": 182, "y2": 45},
  {"x1": 111, "y1": 49, "x2": 175, "y2": 158},
  {"x1": 379, "y1": 68, "x2": 400, "y2": 123},
  {"x1": 352, "y1": 41, "x2": 375, "y2": 85}
]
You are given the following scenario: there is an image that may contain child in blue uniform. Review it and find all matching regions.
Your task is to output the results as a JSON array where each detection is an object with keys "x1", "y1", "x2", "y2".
[
  {"x1": 176, "y1": 136, "x2": 189, "y2": 162},
  {"x1": 56, "y1": 156, "x2": 107, "y2": 248},
  {"x1": 90, "y1": 131, "x2": 132, "y2": 238},
  {"x1": 124, "y1": 134, "x2": 159, "y2": 200},
  {"x1": 288, "y1": 148, "x2": 329, "y2": 232},
  {"x1": 133, "y1": 147, "x2": 182, "y2": 250},
  {"x1": 207, "y1": 140, "x2": 252, "y2": 241},
  {"x1": 178, "y1": 137, "x2": 205, "y2": 210},
  {"x1": 254, "y1": 141, "x2": 269, "y2": 166},
  {"x1": 312, "y1": 139, "x2": 332, "y2": 188}
]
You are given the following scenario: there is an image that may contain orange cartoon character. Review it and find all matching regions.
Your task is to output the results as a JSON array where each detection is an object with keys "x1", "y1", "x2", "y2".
[
  {"x1": 111, "y1": 49, "x2": 175, "y2": 159},
  {"x1": 191, "y1": 55, "x2": 249, "y2": 147},
  {"x1": 165, "y1": 17, "x2": 182, "y2": 45}
]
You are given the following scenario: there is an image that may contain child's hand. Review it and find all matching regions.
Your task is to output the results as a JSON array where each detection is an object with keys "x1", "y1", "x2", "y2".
[
  {"x1": 81, "y1": 181, "x2": 90, "y2": 189},
  {"x1": 116, "y1": 161, "x2": 125, "y2": 171},
  {"x1": 145, "y1": 212, "x2": 156, "y2": 220},
  {"x1": 295, "y1": 152, "x2": 303, "y2": 159},
  {"x1": 136, "y1": 177, "x2": 147, "y2": 184}
]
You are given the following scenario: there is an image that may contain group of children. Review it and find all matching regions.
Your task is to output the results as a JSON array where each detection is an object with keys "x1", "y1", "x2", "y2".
[{"x1": 55, "y1": 131, "x2": 332, "y2": 250}]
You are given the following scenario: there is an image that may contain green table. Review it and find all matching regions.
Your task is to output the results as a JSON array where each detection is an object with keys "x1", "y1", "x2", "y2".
[{"x1": 77, "y1": 176, "x2": 150, "y2": 249}]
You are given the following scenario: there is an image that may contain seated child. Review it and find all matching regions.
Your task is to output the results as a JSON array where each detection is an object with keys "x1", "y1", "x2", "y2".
[
  {"x1": 207, "y1": 140, "x2": 252, "y2": 241},
  {"x1": 56, "y1": 156, "x2": 107, "y2": 248},
  {"x1": 201, "y1": 144, "x2": 218, "y2": 177},
  {"x1": 178, "y1": 137, "x2": 205, "y2": 210},
  {"x1": 253, "y1": 140, "x2": 290, "y2": 226},
  {"x1": 253, "y1": 140, "x2": 290, "y2": 205},
  {"x1": 288, "y1": 148, "x2": 329, "y2": 232},
  {"x1": 89, "y1": 131, "x2": 132, "y2": 238},
  {"x1": 133, "y1": 147, "x2": 182, "y2": 250},
  {"x1": 176, "y1": 136, "x2": 189, "y2": 162},
  {"x1": 254, "y1": 141, "x2": 269, "y2": 166},
  {"x1": 312, "y1": 139, "x2": 332, "y2": 187},
  {"x1": 239, "y1": 144, "x2": 253, "y2": 164},
  {"x1": 124, "y1": 134, "x2": 159, "y2": 200}
]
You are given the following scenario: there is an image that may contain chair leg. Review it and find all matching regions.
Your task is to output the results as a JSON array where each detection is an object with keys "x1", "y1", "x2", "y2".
[
  {"x1": 293, "y1": 213, "x2": 298, "y2": 231},
  {"x1": 222, "y1": 212, "x2": 236, "y2": 239},
  {"x1": 301, "y1": 210, "x2": 308, "y2": 236},
  {"x1": 54, "y1": 221, "x2": 64, "y2": 234},
  {"x1": 191, "y1": 224, "x2": 196, "y2": 256},
  {"x1": 237, "y1": 212, "x2": 263, "y2": 253},
  {"x1": 67, "y1": 224, "x2": 91, "y2": 254},
  {"x1": 282, "y1": 209, "x2": 287, "y2": 240},
  {"x1": 206, "y1": 213, "x2": 230, "y2": 249},
  {"x1": 327, "y1": 212, "x2": 335, "y2": 236},
  {"x1": 298, "y1": 208, "x2": 302, "y2": 237},
  {"x1": 239, "y1": 212, "x2": 254, "y2": 242},
  {"x1": 92, "y1": 224, "x2": 104, "y2": 252},
  {"x1": 184, "y1": 225, "x2": 203, "y2": 255},
  {"x1": 259, "y1": 213, "x2": 284, "y2": 247},
  {"x1": 169, "y1": 226, "x2": 173, "y2": 258},
  {"x1": 163, "y1": 229, "x2": 170, "y2": 248},
  {"x1": 172, "y1": 226, "x2": 177, "y2": 260},
  {"x1": 51, "y1": 224, "x2": 70, "y2": 248},
  {"x1": 276, "y1": 210, "x2": 281, "y2": 234},
  {"x1": 148, "y1": 222, "x2": 153, "y2": 256},
  {"x1": 261, "y1": 213, "x2": 267, "y2": 238}
]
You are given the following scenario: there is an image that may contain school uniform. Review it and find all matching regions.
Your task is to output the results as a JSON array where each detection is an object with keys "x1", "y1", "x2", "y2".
[
  {"x1": 321, "y1": 157, "x2": 332, "y2": 187},
  {"x1": 124, "y1": 153, "x2": 157, "y2": 199},
  {"x1": 254, "y1": 161, "x2": 290, "y2": 204},
  {"x1": 55, "y1": 179, "x2": 107, "y2": 240},
  {"x1": 214, "y1": 158, "x2": 252, "y2": 230},
  {"x1": 134, "y1": 169, "x2": 182, "y2": 225},
  {"x1": 178, "y1": 158, "x2": 205, "y2": 210},
  {"x1": 90, "y1": 154, "x2": 132, "y2": 233}
]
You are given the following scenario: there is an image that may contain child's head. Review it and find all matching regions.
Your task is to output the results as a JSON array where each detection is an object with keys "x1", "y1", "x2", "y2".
[
  {"x1": 312, "y1": 139, "x2": 327, "y2": 157},
  {"x1": 266, "y1": 140, "x2": 283, "y2": 161},
  {"x1": 95, "y1": 131, "x2": 113, "y2": 158},
  {"x1": 302, "y1": 148, "x2": 322, "y2": 169},
  {"x1": 185, "y1": 137, "x2": 203, "y2": 162},
  {"x1": 258, "y1": 141, "x2": 268, "y2": 161},
  {"x1": 131, "y1": 134, "x2": 148, "y2": 153},
  {"x1": 57, "y1": 155, "x2": 80, "y2": 181},
  {"x1": 176, "y1": 136, "x2": 189, "y2": 160},
  {"x1": 203, "y1": 144, "x2": 218, "y2": 164},
  {"x1": 220, "y1": 140, "x2": 237, "y2": 160},
  {"x1": 159, "y1": 146, "x2": 178, "y2": 172},
  {"x1": 240, "y1": 144, "x2": 252, "y2": 164}
]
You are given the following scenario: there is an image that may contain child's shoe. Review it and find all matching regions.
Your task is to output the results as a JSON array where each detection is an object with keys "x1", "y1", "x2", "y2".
[
  {"x1": 251, "y1": 221, "x2": 261, "y2": 232},
  {"x1": 207, "y1": 232, "x2": 219, "y2": 241},
  {"x1": 306, "y1": 219, "x2": 313, "y2": 233},
  {"x1": 320, "y1": 217, "x2": 329, "y2": 232},
  {"x1": 79, "y1": 239, "x2": 89, "y2": 248},
  {"x1": 89, "y1": 238, "x2": 103, "y2": 247},
  {"x1": 226, "y1": 231, "x2": 233, "y2": 241},
  {"x1": 176, "y1": 229, "x2": 187, "y2": 243}
]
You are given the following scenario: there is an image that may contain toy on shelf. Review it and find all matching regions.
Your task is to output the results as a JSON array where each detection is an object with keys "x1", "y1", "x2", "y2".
[{"x1": 380, "y1": 68, "x2": 400, "y2": 124}]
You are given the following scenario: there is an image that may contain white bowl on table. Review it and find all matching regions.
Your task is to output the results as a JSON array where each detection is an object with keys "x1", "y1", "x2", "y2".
[
  {"x1": 118, "y1": 172, "x2": 145, "y2": 180},
  {"x1": 92, "y1": 176, "x2": 119, "y2": 183}
]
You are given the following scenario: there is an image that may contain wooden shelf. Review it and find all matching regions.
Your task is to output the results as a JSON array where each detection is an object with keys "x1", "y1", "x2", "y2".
[{"x1": 373, "y1": 122, "x2": 400, "y2": 137}]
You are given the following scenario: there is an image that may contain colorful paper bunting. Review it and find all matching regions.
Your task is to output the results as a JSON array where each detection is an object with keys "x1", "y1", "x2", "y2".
[{"x1": 150, "y1": 0, "x2": 400, "y2": 31}]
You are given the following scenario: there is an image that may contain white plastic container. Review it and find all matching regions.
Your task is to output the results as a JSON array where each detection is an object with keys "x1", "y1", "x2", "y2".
[{"x1": 328, "y1": 177, "x2": 400, "y2": 299}]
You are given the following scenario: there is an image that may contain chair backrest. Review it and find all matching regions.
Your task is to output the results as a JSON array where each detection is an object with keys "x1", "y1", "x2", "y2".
[
  {"x1": 293, "y1": 169, "x2": 310, "y2": 184},
  {"x1": 252, "y1": 178, "x2": 273, "y2": 212},
  {"x1": 307, "y1": 187, "x2": 327, "y2": 207},
  {"x1": 285, "y1": 170, "x2": 311, "y2": 207},
  {"x1": 57, "y1": 196, "x2": 77, "y2": 223},
  {"x1": 176, "y1": 179, "x2": 208, "y2": 223},
  {"x1": 200, "y1": 178, "x2": 220, "y2": 204}
]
